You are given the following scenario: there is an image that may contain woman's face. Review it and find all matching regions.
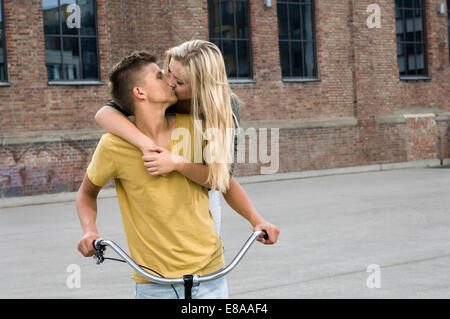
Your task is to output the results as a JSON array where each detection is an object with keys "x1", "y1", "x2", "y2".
[{"x1": 166, "y1": 58, "x2": 192, "y2": 101}]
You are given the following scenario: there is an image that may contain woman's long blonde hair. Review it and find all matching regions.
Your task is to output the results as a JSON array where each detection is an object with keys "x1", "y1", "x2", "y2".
[{"x1": 164, "y1": 40, "x2": 237, "y2": 192}]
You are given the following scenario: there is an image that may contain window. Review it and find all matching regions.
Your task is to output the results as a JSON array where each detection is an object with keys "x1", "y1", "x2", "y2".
[
  {"x1": 208, "y1": 0, "x2": 253, "y2": 79},
  {"x1": 42, "y1": 0, "x2": 99, "y2": 82},
  {"x1": 395, "y1": 0, "x2": 429, "y2": 79},
  {"x1": 0, "y1": 0, "x2": 7, "y2": 82},
  {"x1": 448, "y1": 0, "x2": 450, "y2": 63},
  {"x1": 277, "y1": 0, "x2": 318, "y2": 80}
]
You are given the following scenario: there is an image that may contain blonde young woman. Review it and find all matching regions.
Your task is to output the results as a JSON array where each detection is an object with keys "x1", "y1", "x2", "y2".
[{"x1": 95, "y1": 40, "x2": 279, "y2": 243}]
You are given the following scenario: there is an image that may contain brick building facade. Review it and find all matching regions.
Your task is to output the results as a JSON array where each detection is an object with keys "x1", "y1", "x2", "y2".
[{"x1": 0, "y1": 0, "x2": 449, "y2": 198}]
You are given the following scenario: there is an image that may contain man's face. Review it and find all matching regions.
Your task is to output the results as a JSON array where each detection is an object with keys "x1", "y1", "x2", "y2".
[
  {"x1": 139, "y1": 63, "x2": 177, "y2": 105},
  {"x1": 165, "y1": 58, "x2": 192, "y2": 101}
]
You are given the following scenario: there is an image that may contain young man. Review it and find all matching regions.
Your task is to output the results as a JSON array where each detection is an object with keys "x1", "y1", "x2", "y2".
[{"x1": 76, "y1": 51, "x2": 279, "y2": 299}]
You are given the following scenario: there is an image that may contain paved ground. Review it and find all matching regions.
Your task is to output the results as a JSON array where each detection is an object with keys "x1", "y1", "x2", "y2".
[{"x1": 1, "y1": 167, "x2": 450, "y2": 299}]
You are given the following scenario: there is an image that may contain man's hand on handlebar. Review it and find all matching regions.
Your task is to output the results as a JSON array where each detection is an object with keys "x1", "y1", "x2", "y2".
[
  {"x1": 254, "y1": 221, "x2": 280, "y2": 245},
  {"x1": 77, "y1": 231, "x2": 102, "y2": 257}
]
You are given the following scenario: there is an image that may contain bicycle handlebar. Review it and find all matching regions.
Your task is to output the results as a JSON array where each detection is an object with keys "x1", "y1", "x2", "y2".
[{"x1": 93, "y1": 230, "x2": 267, "y2": 286}]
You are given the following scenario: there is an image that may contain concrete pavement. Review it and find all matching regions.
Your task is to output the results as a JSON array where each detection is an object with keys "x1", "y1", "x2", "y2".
[{"x1": 1, "y1": 167, "x2": 450, "y2": 298}]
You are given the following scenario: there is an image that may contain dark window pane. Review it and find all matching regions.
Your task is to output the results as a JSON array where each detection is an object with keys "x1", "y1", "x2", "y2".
[
  {"x1": 289, "y1": 4, "x2": 301, "y2": 40},
  {"x1": 414, "y1": 12, "x2": 423, "y2": 41},
  {"x1": 414, "y1": 16, "x2": 423, "y2": 41},
  {"x1": 61, "y1": 0, "x2": 78, "y2": 35},
  {"x1": 45, "y1": 37, "x2": 62, "y2": 80},
  {"x1": 413, "y1": 0, "x2": 422, "y2": 9},
  {"x1": 396, "y1": 19, "x2": 404, "y2": 36},
  {"x1": 0, "y1": 0, "x2": 4, "y2": 81},
  {"x1": 405, "y1": 32, "x2": 414, "y2": 42},
  {"x1": 415, "y1": 50, "x2": 425, "y2": 75},
  {"x1": 223, "y1": 40, "x2": 237, "y2": 78},
  {"x1": 235, "y1": 1, "x2": 248, "y2": 39},
  {"x1": 277, "y1": 4, "x2": 288, "y2": 40},
  {"x1": 208, "y1": 1, "x2": 221, "y2": 39},
  {"x1": 406, "y1": 43, "x2": 416, "y2": 74},
  {"x1": 413, "y1": 7, "x2": 421, "y2": 17},
  {"x1": 302, "y1": 4, "x2": 313, "y2": 41},
  {"x1": 415, "y1": 30, "x2": 423, "y2": 44},
  {"x1": 405, "y1": 15, "x2": 415, "y2": 42},
  {"x1": 415, "y1": 41, "x2": 423, "y2": 54},
  {"x1": 404, "y1": 8, "x2": 413, "y2": 18},
  {"x1": 42, "y1": 0, "x2": 60, "y2": 35},
  {"x1": 279, "y1": 41, "x2": 290, "y2": 77},
  {"x1": 291, "y1": 41, "x2": 303, "y2": 76},
  {"x1": 221, "y1": 1, "x2": 235, "y2": 39},
  {"x1": 0, "y1": 66, "x2": 4, "y2": 82},
  {"x1": 398, "y1": 53, "x2": 406, "y2": 75},
  {"x1": 79, "y1": 0, "x2": 96, "y2": 35},
  {"x1": 304, "y1": 41, "x2": 315, "y2": 77},
  {"x1": 397, "y1": 36, "x2": 404, "y2": 55},
  {"x1": 63, "y1": 37, "x2": 80, "y2": 79},
  {"x1": 81, "y1": 38, "x2": 98, "y2": 79},
  {"x1": 0, "y1": 1, "x2": 3, "y2": 51},
  {"x1": 237, "y1": 40, "x2": 250, "y2": 77},
  {"x1": 403, "y1": 0, "x2": 413, "y2": 8}
]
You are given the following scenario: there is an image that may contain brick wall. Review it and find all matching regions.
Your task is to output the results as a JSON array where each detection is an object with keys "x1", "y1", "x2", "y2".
[
  {"x1": 0, "y1": 0, "x2": 449, "y2": 197},
  {"x1": 404, "y1": 114, "x2": 438, "y2": 161}
]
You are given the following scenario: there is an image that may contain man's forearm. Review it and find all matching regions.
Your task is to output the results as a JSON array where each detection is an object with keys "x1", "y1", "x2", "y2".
[
  {"x1": 76, "y1": 192, "x2": 99, "y2": 236},
  {"x1": 75, "y1": 175, "x2": 102, "y2": 235},
  {"x1": 175, "y1": 161, "x2": 212, "y2": 188},
  {"x1": 76, "y1": 175, "x2": 104, "y2": 257},
  {"x1": 222, "y1": 178, "x2": 264, "y2": 227}
]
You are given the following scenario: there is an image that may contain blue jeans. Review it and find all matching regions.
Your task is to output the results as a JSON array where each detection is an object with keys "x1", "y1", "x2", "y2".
[
  {"x1": 134, "y1": 276, "x2": 228, "y2": 299},
  {"x1": 208, "y1": 190, "x2": 222, "y2": 235}
]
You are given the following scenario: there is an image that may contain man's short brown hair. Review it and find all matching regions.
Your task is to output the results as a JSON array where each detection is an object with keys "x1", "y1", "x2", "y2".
[{"x1": 108, "y1": 51, "x2": 157, "y2": 115}]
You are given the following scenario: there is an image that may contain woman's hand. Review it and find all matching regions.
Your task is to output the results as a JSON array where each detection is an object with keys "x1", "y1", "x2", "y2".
[{"x1": 142, "y1": 146, "x2": 185, "y2": 176}]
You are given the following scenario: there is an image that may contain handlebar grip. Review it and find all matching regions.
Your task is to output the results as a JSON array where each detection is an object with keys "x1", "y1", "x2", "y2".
[
  {"x1": 93, "y1": 238, "x2": 104, "y2": 250},
  {"x1": 261, "y1": 230, "x2": 269, "y2": 240}
]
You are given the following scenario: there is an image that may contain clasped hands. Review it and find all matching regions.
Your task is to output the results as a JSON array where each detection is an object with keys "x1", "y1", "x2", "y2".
[{"x1": 142, "y1": 146, "x2": 185, "y2": 176}]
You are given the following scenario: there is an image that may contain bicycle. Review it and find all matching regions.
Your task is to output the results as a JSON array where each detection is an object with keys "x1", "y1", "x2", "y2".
[{"x1": 93, "y1": 230, "x2": 268, "y2": 299}]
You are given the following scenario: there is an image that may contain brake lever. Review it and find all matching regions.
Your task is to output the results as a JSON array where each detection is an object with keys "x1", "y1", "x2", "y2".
[{"x1": 92, "y1": 239, "x2": 105, "y2": 264}]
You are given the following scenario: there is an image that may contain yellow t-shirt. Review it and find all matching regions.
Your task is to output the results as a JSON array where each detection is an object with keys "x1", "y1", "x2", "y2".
[{"x1": 86, "y1": 114, "x2": 224, "y2": 282}]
